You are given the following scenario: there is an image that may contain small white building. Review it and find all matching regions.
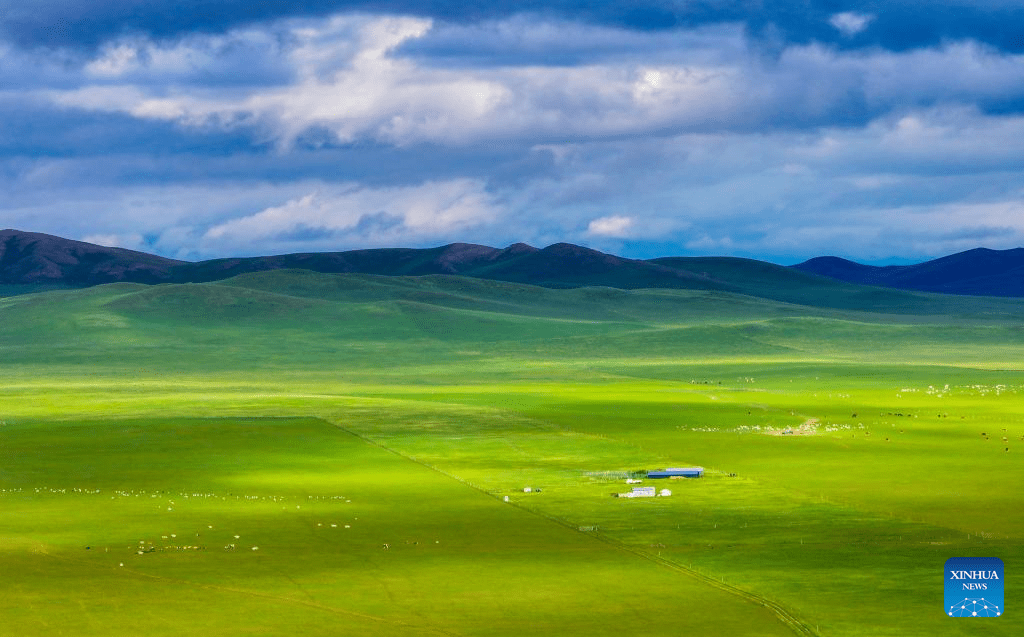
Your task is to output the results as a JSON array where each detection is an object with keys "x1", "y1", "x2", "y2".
[
  {"x1": 659, "y1": 489, "x2": 672, "y2": 497},
  {"x1": 617, "y1": 486, "x2": 656, "y2": 498},
  {"x1": 523, "y1": 487, "x2": 532, "y2": 493},
  {"x1": 625, "y1": 478, "x2": 643, "y2": 484}
]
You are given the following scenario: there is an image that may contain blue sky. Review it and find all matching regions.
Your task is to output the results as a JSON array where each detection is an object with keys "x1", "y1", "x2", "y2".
[{"x1": 2, "y1": 1, "x2": 1024, "y2": 264}]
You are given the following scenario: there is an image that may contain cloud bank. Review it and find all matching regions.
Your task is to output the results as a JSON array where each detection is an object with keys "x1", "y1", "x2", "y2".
[{"x1": 2, "y1": 3, "x2": 1024, "y2": 263}]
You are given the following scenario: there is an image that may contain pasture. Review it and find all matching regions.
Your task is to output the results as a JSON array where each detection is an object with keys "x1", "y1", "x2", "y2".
[{"x1": 1, "y1": 271, "x2": 1022, "y2": 635}]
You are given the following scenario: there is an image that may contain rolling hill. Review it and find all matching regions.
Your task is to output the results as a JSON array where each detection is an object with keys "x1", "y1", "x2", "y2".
[
  {"x1": 0, "y1": 229, "x2": 183, "y2": 284},
  {"x1": 4, "y1": 228, "x2": 1023, "y2": 303},
  {"x1": 1, "y1": 230, "x2": 725, "y2": 291}
]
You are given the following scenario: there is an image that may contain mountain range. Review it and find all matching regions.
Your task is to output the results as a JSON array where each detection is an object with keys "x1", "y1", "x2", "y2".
[
  {"x1": 3, "y1": 228, "x2": 1023, "y2": 298},
  {"x1": 792, "y1": 249, "x2": 1024, "y2": 297}
]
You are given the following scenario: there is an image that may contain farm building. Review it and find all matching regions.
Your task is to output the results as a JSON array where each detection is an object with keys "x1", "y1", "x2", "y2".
[
  {"x1": 648, "y1": 467, "x2": 704, "y2": 479},
  {"x1": 617, "y1": 486, "x2": 656, "y2": 498}
]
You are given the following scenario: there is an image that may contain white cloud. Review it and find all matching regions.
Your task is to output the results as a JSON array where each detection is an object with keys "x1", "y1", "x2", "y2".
[
  {"x1": 797, "y1": 106, "x2": 1024, "y2": 170},
  {"x1": 76, "y1": 27, "x2": 288, "y2": 83},
  {"x1": 81, "y1": 232, "x2": 144, "y2": 250},
  {"x1": 587, "y1": 215, "x2": 633, "y2": 237},
  {"x1": 9, "y1": 11, "x2": 1024, "y2": 264},
  {"x1": 829, "y1": 12, "x2": 874, "y2": 37},
  {"x1": 7, "y1": 98, "x2": 1024, "y2": 263},
  {"x1": 40, "y1": 13, "x2": 1024, "y2": 151},
  {"x1": 199, "y1": 178, "x2": 500, "y2": 254},
  {"x1": 85, "y1": 44, "x2": 140, "y2": 77}
]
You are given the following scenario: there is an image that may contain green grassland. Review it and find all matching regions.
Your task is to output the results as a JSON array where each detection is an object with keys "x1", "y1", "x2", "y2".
[{"x1": 1, "y1": 270, "x2": 1023, "y2": 636}]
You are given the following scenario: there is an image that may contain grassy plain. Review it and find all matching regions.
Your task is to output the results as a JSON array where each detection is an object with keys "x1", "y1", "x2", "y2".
[{"x1": 1, "y1": 269, "x2": 1023, "y2": 636}]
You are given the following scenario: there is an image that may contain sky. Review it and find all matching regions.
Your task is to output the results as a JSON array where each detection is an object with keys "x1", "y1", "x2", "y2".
[{"x1": 2, "y1": 1, "x2": 1024, "y2": 264}]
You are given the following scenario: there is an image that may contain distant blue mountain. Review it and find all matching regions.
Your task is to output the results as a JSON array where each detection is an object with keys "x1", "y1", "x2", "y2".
[{"x1": 793, "y1": 248, "x2": 1024, "y2": 297}]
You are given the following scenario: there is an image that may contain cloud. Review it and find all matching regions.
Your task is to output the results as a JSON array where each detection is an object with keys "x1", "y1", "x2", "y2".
[
  {"x1": 829, "y1": 12, "x2": 874, "y2": 37},
  {"x1": 84, "y1": 43, "x2": 140, "y2": 76},
  {"x1": 41, "y1": 13, "x2": 1024, "y2": 154},
  {"x1": 53, "y1": 14, "x2": 736, "y2": 145},
  {"x1": 6, "y1": 8, "x2": 1024, "y2": 265},
  {"x1": 4, "y1": 110, "x2": 1024, "y2": 263},
  {"x1": 75, "y1": 29, "x2": 292, "y2": 86},
  {"x1": 587, "y1": 215, "x2": 633, "y2": 237},
  {"x1": 199, "y1": 178, "x2": 500, "y2": 255},
  {"x1": 46, "y1": 15, "x2": 515, "y2": 147},
  {"x1": 81, "y1": 232, "x2": 145, "y2": 249}
]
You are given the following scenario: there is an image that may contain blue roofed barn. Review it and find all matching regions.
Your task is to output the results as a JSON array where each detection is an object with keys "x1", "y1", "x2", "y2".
[{"x1": 648, "y1": 467, "x2": 704, "y2": 478}]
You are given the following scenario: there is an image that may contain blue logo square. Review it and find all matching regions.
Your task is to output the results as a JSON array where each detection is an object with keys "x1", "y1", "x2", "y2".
[{"x1": 945, "y1": 557, "x2": 1004, "y2": 617}]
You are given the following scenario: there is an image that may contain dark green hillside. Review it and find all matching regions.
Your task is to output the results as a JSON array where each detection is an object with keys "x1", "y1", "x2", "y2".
[
  {"x1": 0, "y1": 283, "x2": 149, "y2": 343},
  {"x1": 5, "y1": 270, "x2": 1024, "y2": 376},
  {"x1": 106, "y1": 283, "x2": 322, "y2": 322},
  {"x1": 0, "y1": 275, "x2": 671, "y2": 371},
  {"x1": 109, "y1": 277, "x2": 634, "y2": 340},
  {"x1": 205, "y1": 268, "x2": 1024, "y2": 325},
  {"x1": 0, "y1": 283, "x2": 82, "y2": 297},
  {"x1": 214, "y1": 269, "x2": 794, "y2": 324},
  {"x1": 213, "y1": 269, "x2": 613, "y2": 320}
]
